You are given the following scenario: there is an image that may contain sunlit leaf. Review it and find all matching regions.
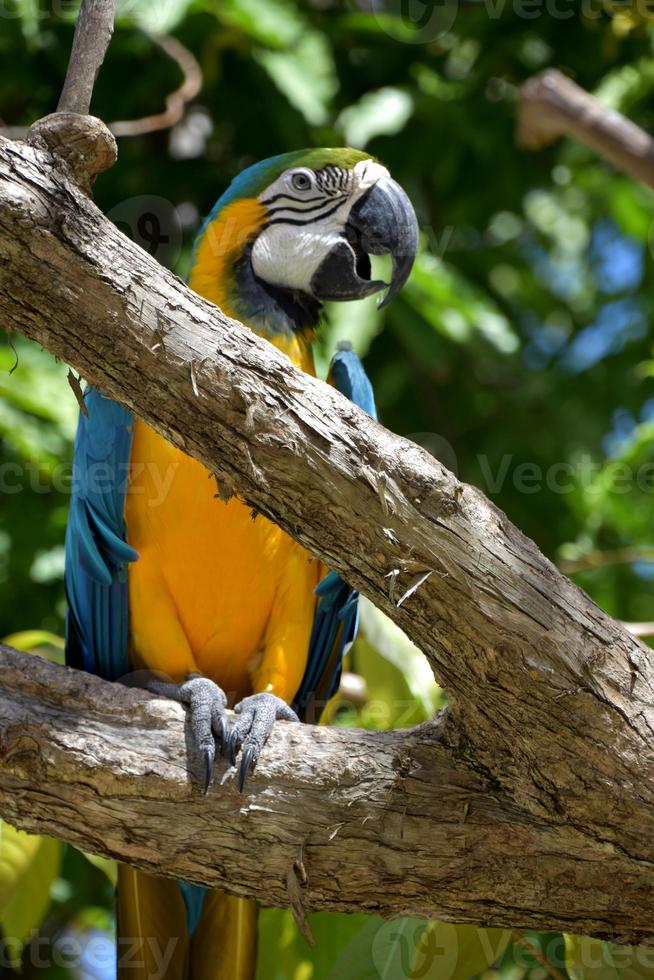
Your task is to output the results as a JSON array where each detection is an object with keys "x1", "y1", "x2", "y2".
[
  {"x1": 115, "y1": 0, "x2": 196, "y2": 33},
  {"x1": 0, "y1": 823, "x2": 62, "y2": 968},
  {"x1": 254, "y1": 32, "x2": 337, "y2": 125},
  {"x1": 2, "y1": 629, "x2": 65, "y2": 664},
  {"x1": 358, "y1": 598, "x2": 441, "y2": 719},
  {"x1": 218, "y1": 0, "x2": 306, "y2": 48},
  {"x1": 332, "y1": 918, "x2": 509, "y2": 980},
  {"x1": 337, "y1": 87, "x2": 413, "y2": 149},
  {"x1": 80, "y1": 853, "x2": 118, "y2": 887},
  {"x1": 402, "y1": 252, "x2": 520, "y2": 354},
  {"x1": 565, "y1": 934, "x2": 654, "y2": 980}
]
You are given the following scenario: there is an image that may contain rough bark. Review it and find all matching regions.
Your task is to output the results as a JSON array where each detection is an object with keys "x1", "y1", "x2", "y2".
[
  {"x1": 2, "y1": 122, "x2": 654, "y2": 940},
  {"x1": 1, "y1": 644, "x2": 653, "y2": 944}
]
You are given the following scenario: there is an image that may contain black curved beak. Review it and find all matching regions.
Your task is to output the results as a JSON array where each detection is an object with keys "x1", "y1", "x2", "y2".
[{"x1": 310, "y1": 175, "x2": 419, "y2": 308}]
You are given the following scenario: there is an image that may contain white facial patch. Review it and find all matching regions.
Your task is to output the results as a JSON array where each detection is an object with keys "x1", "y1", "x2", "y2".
[{"x1": 250, "y1": 158, "x2": 389, "y2": 294}]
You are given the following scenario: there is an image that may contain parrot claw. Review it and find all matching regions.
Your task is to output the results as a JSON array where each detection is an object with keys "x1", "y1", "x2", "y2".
[
  {"x1": 230, "y1": 693, "x2": 299, "y2": 793},
  {"x1": 203, "y1": 744, "x2": 215, "y2": 796},
  {"x1": 238, "y1": 746, "x2": 256, "y2": 793},
  {"x1": 146, "y1": 673, "x2": 229, "y2": 794}
]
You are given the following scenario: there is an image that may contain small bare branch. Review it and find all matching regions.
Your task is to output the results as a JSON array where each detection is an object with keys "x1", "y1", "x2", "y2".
[
  {"x1": 518, "y1": 68, "x2": 654, "y2": 189},
  {"x1": 559, "y1": 546, "x2": 654, "y2": 575},
  {"x1": 109, "y1": 32, "x2": 202, "y2": 138},
  {"x1": 57, "y1": 0, "x2": 116, "y2": 115}
]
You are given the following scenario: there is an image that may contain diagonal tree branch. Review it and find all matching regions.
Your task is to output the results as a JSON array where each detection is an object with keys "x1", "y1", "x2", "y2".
[{"x1": 518, "y1": 68, "x2": 654, "y2": 189}]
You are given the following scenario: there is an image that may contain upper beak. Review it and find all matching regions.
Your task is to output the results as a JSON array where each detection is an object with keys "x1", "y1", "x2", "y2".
[
  {"x1": 347, "y1": 175, "x2": 419, "y2": 308},
  {"x1": 310, "y1": 175, "x2": 419, "y2": 307}
]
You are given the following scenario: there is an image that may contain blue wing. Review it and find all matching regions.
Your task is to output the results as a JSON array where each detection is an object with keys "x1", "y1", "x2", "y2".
[
  {"x1": 64, "y1": 388, "x2": 138, "y2": 681},
  {"x1": 293, "y1": 345, "x2": 377, "y2": 721}
]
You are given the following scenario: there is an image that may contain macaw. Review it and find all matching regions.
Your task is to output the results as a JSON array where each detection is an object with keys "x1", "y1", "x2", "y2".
[{"x1": 64, "y1": 148, "x2": 418, "y2": 980}]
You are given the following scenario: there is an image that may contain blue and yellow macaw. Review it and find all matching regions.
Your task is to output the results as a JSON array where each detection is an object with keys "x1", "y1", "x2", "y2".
[{"x1": 64, "y1": 148, "x2": 418, "y2": 979}]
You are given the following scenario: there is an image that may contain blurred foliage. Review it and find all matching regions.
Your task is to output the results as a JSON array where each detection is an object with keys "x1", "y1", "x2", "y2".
[{"x1": 2, "y1": 0, "x2": 654, "y2": 976}]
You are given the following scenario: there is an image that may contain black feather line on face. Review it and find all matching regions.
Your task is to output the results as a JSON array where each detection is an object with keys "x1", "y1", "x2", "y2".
[
  {"x1": 266, "y1": 193, "x2": 348, "y2": 219},
  {"x1": 264, "y1": 199, "x2": 347, "y2": 229},
  {"x1": 260, "y1": 191, "x2": 325, "y2": 206}
]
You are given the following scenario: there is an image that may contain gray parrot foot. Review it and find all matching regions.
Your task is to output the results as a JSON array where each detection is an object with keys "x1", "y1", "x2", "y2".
[
  {"x1": 147, "y1": 673, "x2": 228, "y2": 794},
  {"x1": 227, "y1": 693, "x2": 299, "y2": 792}
]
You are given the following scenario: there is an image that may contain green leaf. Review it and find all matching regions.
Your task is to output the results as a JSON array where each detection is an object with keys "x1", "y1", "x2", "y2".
[
  {"x1": 337, "y1": 88, "x2": 414, "y2": 149},
  {"x1": 256, "y1": 908, "x2": 375, "y2": 980},
  {"x1": 607, "y1": 178, "x2": 654, "y2": 243},
  {"x1": 314, "y1": 292, "x2": 382, "y2": 378},
  {"x1": 0, "y1": 823, "x2": 62, "y2": 967},
  {"x1": 332, "y1": 918, "x2": 510, "y2": 980},
  {"x1": 594, "y1": 58, "x2": 654, "y2": 114},
  {"x1": 115, "y1": 0, "x2": 196, "y2": 32},
  {"x1": 565, "y1": 935, "x2": 654, "y2": 980},
  {"x1": 2, "y1": 630, "x2": 65, "y2": 664},
  {"x1": 358, "y1": 598, "x2": 441, "y2": 719},
  {"x1": 80, "y1": 852, "x2": 118, "y2": 887},
  {"x1": 403, "y1": 252, "x2": 520, "y2": 354},
  {"x1": 218, "y1": 0, "x2": 306, "y2": 48},
  {"x1": 254, "y1": 32, "x2": 337, "y2": 125}
]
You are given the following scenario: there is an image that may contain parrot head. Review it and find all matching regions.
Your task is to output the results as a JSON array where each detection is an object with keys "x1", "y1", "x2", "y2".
[{"x1": 191, "y1": 148, "x2": 419, "y2": 334}]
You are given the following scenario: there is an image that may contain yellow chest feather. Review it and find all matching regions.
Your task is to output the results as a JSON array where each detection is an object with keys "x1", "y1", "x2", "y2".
[{"x1": 125, "y1": 271, "x2": 320, "y2": 699}]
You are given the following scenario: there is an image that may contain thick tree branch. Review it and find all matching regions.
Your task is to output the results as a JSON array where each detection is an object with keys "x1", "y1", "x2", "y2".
[
  {"x1": 2, "y1": 644, "x2": 654, "y2": 945},
  {"x1": 2, "y1": 131, "x2": 654, "y2": 939},
  {"x1": 518, "y1": 68, "x2": 654, "y2": 189}
]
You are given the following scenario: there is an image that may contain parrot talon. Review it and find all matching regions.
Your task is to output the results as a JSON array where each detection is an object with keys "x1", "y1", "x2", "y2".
[
  {"x1": 217, "y1": 714, "x2": 229, "y2": 754},
  {"x1": 203, "y1": 745, "x2": 215, "y2": 796},
  {"x1": 238, "y1": 746, "x2": 255, "y2": 793},
  {"x1": 230, "y1": 693, "x2": 299, "y2": 792},
  {"x1": 146, "y1": 674, "x2": 229, "y2": 793}
]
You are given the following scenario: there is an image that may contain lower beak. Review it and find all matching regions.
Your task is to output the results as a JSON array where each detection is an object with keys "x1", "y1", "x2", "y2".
[{"x1": 310, "y1": 175, "x2": 419, "y2": 307}]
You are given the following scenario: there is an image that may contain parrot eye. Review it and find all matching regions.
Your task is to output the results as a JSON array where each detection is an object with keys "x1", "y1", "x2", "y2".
[{"x1": 290, "y1": 170, "x2": 313, "y2": 192}]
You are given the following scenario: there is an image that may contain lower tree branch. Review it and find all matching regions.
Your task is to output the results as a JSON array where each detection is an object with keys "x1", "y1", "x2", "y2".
[{"x1": 2, "y1": 645, "x2": 653, "y2": 944}]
